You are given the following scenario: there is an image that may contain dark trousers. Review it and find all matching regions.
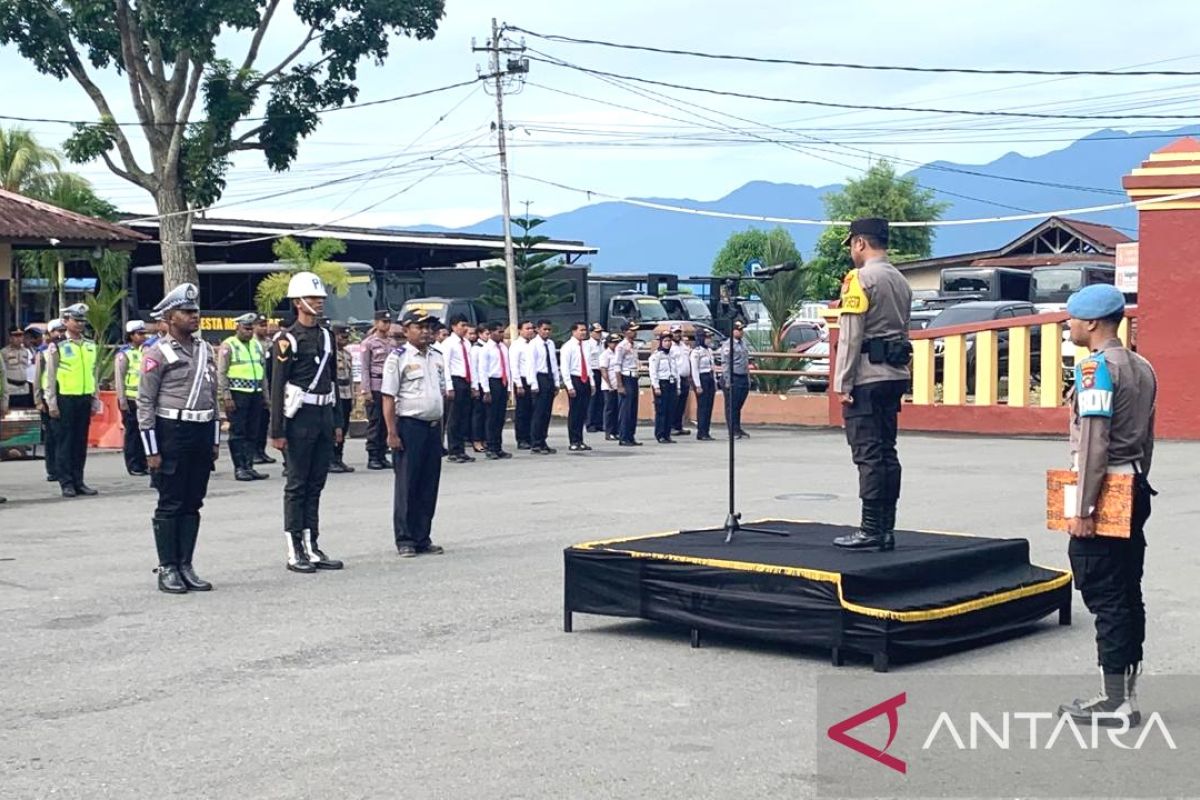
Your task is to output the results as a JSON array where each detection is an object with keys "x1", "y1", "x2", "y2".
[
  {"x1": 486, "y1": 379, "x2": 509, "y2": 453},
  {"x1": 283, "y1": 405, "x2": 334, "y2": 535},
  {"x1": 696, "y1": 372, "x2": 716, "y2": 437},
  {"x1": 514, "y1": 382, "x2": 533, "y2": 446},
  {"x1": 567, "y1": 376, "x2": 592, "y2": 445},
  {"x1": 842, "y1": 379, "x2": 906, "y2": 502},
  {"x1": 393, "y1": 417, "x2": 443, "y2": 549},
  {"x1": 654, "y1": 381, "x2": 677, "y2": 441},
  {"x1": 447, "y1": 375, "x2": 473, "y2": 455},
  {"x1": 227, "y1": 390, "x2": 263, "y2": 470},
  {"x1": 672, "y1": 377, "x2": 691, "y2": 431},
  {"x1": 603, "y1": 390, "x2": 619, "y2": 437},
  {"x1": 334, "y1": 397, "x2": 352, "y2": 460},
  {"x1": 152, "y1": 419, "x2": 214, "y2": 518},
  {"x1": 1069, "y1": 482, "x2": 1152, "y2": 672},
  {"x1": 40, "y1": 408, "x2": 58, "y2": 479},
  {"x1": 7, "y1": 391, "x2": 33, "y2": 408},
  {"x1": 726, "y1": 374, "x2": 750, "y2": 435},
  {"x1": 587, "y1": 369, "x2": 605, "y2": 430},
  {"x1": 532, "y1": 373, "x2": 555, "y2": 448},
  {"x1": 365, "y1": 390, "x2": 386, "y2": 458},
  {"x1": 120, "y1": 398, "x2": 146, "y2": 473},
  {"x1": 618, "y1": 375, "x2": 639, "y2": 443},
  {"x1": 471, "y1": 386, "x2": 487, "y2": 444},
  {"x1": 55, "y1": 394, "x2": 91, "y2": 490}
]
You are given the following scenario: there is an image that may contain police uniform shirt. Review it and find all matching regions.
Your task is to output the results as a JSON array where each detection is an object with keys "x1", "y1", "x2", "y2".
[
  {"x1": 532, "y1": 335, "x2": 561, "y2": 384},
  {"x1": 690, "y1": 345, "x2": 715, "y2": 383},
  {"x1": 614, "y1": 338, "x2": 639, "y2": 377},
  {"x1": 720, "y1": 338, "x2": 750, "y2": 386},
  {"x1": 269, "y1": 322, "x2": 336, "y2": 439},
  {"x1": 336, "y1": 345, "x2": 354, "y2": 400},
  {"x1": 216, "y1": 336, "x2": 264, "y2": 402},
  {"x1": 648, "y1": 349, "x2": 678, "y2": 384},
  {"x1": 670, "y1": 340, "x2": 691, "y2": 382},
  {"x1": 382, "y1": 343, "x2": 444, "y2": 421},
  {"x1": 442, "y1": 332, "x2": 474, "y2": 391},
  {"x1": 598, "y1": 347, "x2": 616, "y2": 391},
  {"x1": 358, "y1": 330, "x2": 391, "y2": 394},
  {"x1": 43, "y1": 334, "x2": 99, "y2": 411},
  {"x1": 1069, "y1": 339, "x2": 1157, "y2": 517},
  {"x1": 510, "y1": 336, "x2": 535, "y2": 389},
  {"x1": 3, "y1": 342, "x2": 32, "y2": 397},
  {"x1": 477, "y1": 339, "x2": 511, "y2": 393},
  {"x1": 136, "y1": 334, "x2": 219, "y2": 454},
  {"x1": 114, "y1": 344, "x2": 142, "y2": 404},
  {"x1": 559, "y1": 337, "x2": 591, "y2": 387},
  {"x1": 833, "y1": 256, "x2": 912, "y2": 394},
  {"x1": 32, "y1": 344, "x2": 50, "y2": 406}
]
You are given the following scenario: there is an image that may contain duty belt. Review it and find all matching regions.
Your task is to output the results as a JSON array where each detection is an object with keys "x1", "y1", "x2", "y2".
[
  {"x1": 301, "y1": 390, "x2": 336, "y2": 406},
  {"x1": 229, "y1": 378, "x2": 262, "y2": 392},
  {"x1": 157, "y1": 408, "x2": 216, "y2": 423}
]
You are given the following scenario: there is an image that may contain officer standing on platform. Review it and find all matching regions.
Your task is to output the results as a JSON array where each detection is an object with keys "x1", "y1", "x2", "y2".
[
  {"x1": 252, "y1": 314, "x2": 276, "y2": 465},
  {"x1": 649, "y1": 332, "x2": 678, "y2": 444},
  {"x1": 115, "y1": 320, "x2": 149, "y2": 476},
  {"x1": 44, "y1": 303, "x2": 101, "y2": 498},
  {"x1": 669, "y1": 324, "x2": 693, "y2": 437},
  {"x1": 584, "y1": 322, "x2": 606, "y2": 433},
  {"x1": 719, "y1": 321, "x2": 752, "y2": 440},
  {"x1": 691, "y1": 330, "x2": 717, "y2": 441},
  {"x1": 33, "y1": 321, "x2": 64, "y2": 483},
  {"x1": 137, "y1": 284, "x2": 218, "y2": 594},
  {"x1": 477, "y1": 321, "x2": 513, "y2": 459},
  {"x1": 358, "y1": 310, "x2": 393, "y2": 470},
  {"x1": 270, "y1": 272, "x2": 344, "y2": 574},
  {"x1": 329, "y1": 322, "x2": 357, "y2": 473},
  {"x1": 559, "y1": 321, "x2": 593, "y2": 452},
  {"x1": 382, "y1": 311, "x2": 446, "y2": 558},
  {"x1": 614, "y1": 323, "x2": 642, "y2": 447},
  {"x1": 831, "y1": 218, "x2": 912, "y2": 552},
  {"x1": 1056, "y1": 284, "x2": 1157, "y2": 728},
  {"x1": 217, "y1": 312, "x2": 269, "y2": 482}
]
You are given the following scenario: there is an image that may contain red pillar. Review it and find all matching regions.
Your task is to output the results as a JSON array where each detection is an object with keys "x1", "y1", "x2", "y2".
[{"x1": 1123, "y1": 137, "x2": 1200, "y2": 439}]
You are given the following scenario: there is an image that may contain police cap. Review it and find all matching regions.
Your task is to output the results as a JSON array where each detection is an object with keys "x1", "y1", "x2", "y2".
[
  {"x1": 1066, "y1": 284, "x2": 1125, "y2": 321},
  {"x1": 233, "y1": 312, "x2": 258, "y2": 327},
  {"x1": 153, "y1": 283, "x2": 200, "y2": 315},
  {"x1": 24, "y1": 326, "x2": 43, "y2": 339},
  {"x1": 330, "y1": 320, "x2": 350, "y2": 332},
  {"x1": 47, "y1": 319, "x2": 66, "y2": 332},
  {"x1": 62, "y1": 302, "x2": 89, "y2": 320},
  {"x1": 125, "y1": 319, "x2": 147, "y2": 334},
  {"x1": 606, "y1": 333, "x2": 621, "y2": 344},
  {"x1": 374, "y1": 310, "x2": 392, "y2": 322},
  {"x1": 401, "y1": 309, "x2": 433, "y2": 326},
  {"x1": 841, "y1": 217, "x2": 890, "y2": 247}
]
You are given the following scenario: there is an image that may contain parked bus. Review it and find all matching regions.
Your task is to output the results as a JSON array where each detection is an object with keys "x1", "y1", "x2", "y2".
[
  {"x1": 128, "y1": 262, "x2": 377, "y2": 342},
  {"x1": 1029, "y1": 263, "x2": 1118, "y2": 310}
]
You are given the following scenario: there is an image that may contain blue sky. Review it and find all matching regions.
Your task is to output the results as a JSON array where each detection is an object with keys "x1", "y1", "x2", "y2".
[{"x1": 1, "y1": 0, "x2": 1198, "y2": 228}]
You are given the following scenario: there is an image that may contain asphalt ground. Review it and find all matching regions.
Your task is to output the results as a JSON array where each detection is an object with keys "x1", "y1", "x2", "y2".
[{"x1": 2, "y1": 423, "x2": 1197, "y2": 799}]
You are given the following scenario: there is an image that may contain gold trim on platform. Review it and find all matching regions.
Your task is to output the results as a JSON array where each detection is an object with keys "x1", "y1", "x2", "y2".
[{"x1": 570, "y1": 521, "x2": 1072, "y2": 622}]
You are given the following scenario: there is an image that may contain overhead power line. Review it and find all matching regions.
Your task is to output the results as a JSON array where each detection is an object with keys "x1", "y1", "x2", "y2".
[
  {"x1": 506, "y1": 26, "x2": 1200, "y2": 77},
  {"x1": 524, "y1": 57, "x2": 1200, "y2": 121}
]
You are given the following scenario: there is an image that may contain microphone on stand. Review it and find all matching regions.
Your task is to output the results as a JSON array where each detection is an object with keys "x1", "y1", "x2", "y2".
[{"x1": 751, "y1": 261, "x2": 798, "y2": 278}]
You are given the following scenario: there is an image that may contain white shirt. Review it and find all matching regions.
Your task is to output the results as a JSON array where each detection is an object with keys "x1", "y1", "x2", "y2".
[
  {"x1": 648, "y1": 349, "x2": 678, "y2": 384},
  {"x1": 477, "y1": 339, "x2": 511, "y2": 392},
  {"x1": 3, "y1": 344, "x2": 33, "y2": 396},
  {"x1": 441, "y1": 331, "x2": 473, "y2": 390},
  {"x1": 559, "y1": 337, "x2": 591, "y2": 387},
  {"x1": 583, "y1": 336, "x2": 604, "y2": 375},
  {"x1": 531, "y1": 335, "x2": 561, "y2": 384},
  {"x1": 382, "y1": 343, "x2": 444, "y2": 421},
  {"x1": 614, "y1": 339, "x2": 639, "y2": 376},
  {"x1": 691, "y1": 346, "x2": 715, "y2": 383},
  {"x1": 509, "y1": 337, "x2": 536, "y2": 389},
  {"x1": 670, "y1": 341, "x2": 692, "y2": 382},
  {"x1": 469, "y1": 341, "x2": 484, "y2": 390},
  {"x1": 598, "y1": 348, "x2": 616, "y2": 391}
]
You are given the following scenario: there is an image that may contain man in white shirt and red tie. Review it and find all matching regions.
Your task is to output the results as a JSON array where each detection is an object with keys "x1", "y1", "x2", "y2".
[
  {"x1": 476, "y1": 321, "x2": 514, "y2": 459},
  {"x1": 509, "y1": 320, "x2": 537, "y2": 450},
  {"x1": 529, "y1": 319, "x2": 560, "y2": 455},
  {"x1": 442, "y1": 314, "x2": 477, "y2": 463},
  {"x1": 559, "y1": 321, "x2": 593, "y2": 452}
]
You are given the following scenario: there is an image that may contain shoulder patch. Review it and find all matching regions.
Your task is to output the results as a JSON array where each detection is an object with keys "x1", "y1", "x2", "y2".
[
  {"x1": 276, "y1": 338, "x2": 291, "y2": 360},
  {"x1": 142, "y1": 357, "x2": 160, "y2": 373},
  {"x1": 1075, "y1": 353, "x2": 1114, "y2": 418},
  {"x1": 839, "y1": 270, "x2": 869, "y2": 315}
]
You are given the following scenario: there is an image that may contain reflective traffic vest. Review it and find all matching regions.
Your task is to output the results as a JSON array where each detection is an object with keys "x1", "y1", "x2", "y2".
[
  {"x1": 121, "y1": 345, "x2": 142, "y2": 398},
  {"x1": 55, "y1": 338, "x2": 97, "y2": 396},
  {"x1": 222, "y1": 335, "x2": 264, "y2": 392}
]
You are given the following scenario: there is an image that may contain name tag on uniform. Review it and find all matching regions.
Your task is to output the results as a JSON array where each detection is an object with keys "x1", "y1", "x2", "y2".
[{"x1": 405, "y1": 363, "x2": 424, "y2": 378}]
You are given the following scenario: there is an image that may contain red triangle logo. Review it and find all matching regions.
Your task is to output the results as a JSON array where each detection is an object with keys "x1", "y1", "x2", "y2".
[{"x1": 827, "y1": 692, "x2": 907, "y2": 774}]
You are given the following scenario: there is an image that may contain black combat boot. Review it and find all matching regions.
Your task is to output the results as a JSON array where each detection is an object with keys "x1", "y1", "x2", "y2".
[
  {"x1": 177, "y1": 514, "x2": 213, "y2": 591},
  {"x1": 1059, "y1": 668, "x2": 1141, "y2": 728},
  {"x1": 303, "y1": 529, "x2": 344, "y2": 570},
  {"x1": 833, "y1": 502, "x2": 888, "y2": 551},
  {"x1": 154, "y1": 518, "x2": 187, "y2": 594},
  {"x1": 286, "y1": 531, "x2": 317, "y2": 574},
  {"x1": 878, "y1": 502, "x2": 897, "y2": 552}
]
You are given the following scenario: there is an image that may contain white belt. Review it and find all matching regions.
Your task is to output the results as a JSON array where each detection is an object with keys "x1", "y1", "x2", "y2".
[
  {"x1": 1070, "y1": 458, "x2": 1137, "y2": 475},
  {"x1": 157, "y1": 408, "x2": 215, "y2": 423},
  {"x1": 301, "y1": 391, "x2": 336, "y2": 406}
]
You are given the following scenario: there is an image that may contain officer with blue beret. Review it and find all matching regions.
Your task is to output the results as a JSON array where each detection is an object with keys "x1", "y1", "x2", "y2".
[{"x1": 1057, "y1": 283, "x2": 1157, "y2": 729}]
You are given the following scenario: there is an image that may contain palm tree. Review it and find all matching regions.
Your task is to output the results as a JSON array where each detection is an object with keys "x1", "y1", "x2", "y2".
[
  {"x1": 254, "y1": 236, "x2": 352, "y2": 315},
  {"x1": 747, "y1": 236, "x2": 811, "y2": 394},
  {"x1": 0, "y1": 126, "x2": 62, "y2": 194}
]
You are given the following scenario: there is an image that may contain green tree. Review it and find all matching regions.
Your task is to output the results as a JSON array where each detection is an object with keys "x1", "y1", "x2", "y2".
[
  {"x1": 746, "y1": 236, "x2": 810, "y2": 393},
  {"x1": 1, "y1": 126, "x2": 64, "y2": 194},
  {"x1": 254, "y1": 236, "x2": 351, "y2": 315},
  {"x1": 807, "y1": 161, "x2": 949, "y2": 299},
  {"x1": 0, "y1": 1, "x2": 446, "y2": 290},
  {"x1": 480, "y1": 217, "x2": 572, "y2": 318},
  {"x1": 711, "y1": 226, "x2": 801, "y2": 279},
  {"x1": 82, "y1": 251, "x2": 131, "y2": 388}
]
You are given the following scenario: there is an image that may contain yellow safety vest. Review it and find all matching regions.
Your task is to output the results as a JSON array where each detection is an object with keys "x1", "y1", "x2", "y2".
[
  {"x1": 55, "y1": 338, "x2": 97, "y2": 396},
  {"x1": 122, "y1": 346, "x2": 142, "y2": 398},
  {"x1": 223, "y1": 336, "x2": 264, "y2": 391}
]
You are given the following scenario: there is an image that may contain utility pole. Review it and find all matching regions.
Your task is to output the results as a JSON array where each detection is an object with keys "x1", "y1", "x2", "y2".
[{"x1": 474, "y1": 19, "x2": 528, "y2": 335}]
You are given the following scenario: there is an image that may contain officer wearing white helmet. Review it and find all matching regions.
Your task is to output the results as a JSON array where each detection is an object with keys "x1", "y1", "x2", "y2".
[
  {"x1": 269, "y1": 271, "x2": 344, "y2": 574},
  {"x1": 115, "y1": 319, "x2": 150, "y2": 476},
  {"x1": 44, "y1": 302, "x2": 101, "y2": 497}
]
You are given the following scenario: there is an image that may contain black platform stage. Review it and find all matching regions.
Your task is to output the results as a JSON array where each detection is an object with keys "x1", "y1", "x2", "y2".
[{"x1": 563, "y1": 520, "x2": 1072, "y2": 671}]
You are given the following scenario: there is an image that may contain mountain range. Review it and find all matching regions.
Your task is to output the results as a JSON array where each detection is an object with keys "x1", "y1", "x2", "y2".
[{"x1": 407, "y1": 125, "x2": 1200, "y2": 274}]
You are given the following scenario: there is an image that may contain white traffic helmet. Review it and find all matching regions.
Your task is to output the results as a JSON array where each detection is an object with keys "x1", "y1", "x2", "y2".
[{"x1": 286, "y1": 271, "x2": 327, "y2": 299}]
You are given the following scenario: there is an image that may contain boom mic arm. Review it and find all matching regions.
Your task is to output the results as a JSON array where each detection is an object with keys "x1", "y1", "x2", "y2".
[{"x1": 750, "y1": 261, "x2": 798, "y2": 278}]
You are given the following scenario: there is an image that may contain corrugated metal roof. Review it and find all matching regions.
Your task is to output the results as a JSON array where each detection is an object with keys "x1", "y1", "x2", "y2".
[{"x1": 0, "y1": 188, "x2": 148, "y2": 245}]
